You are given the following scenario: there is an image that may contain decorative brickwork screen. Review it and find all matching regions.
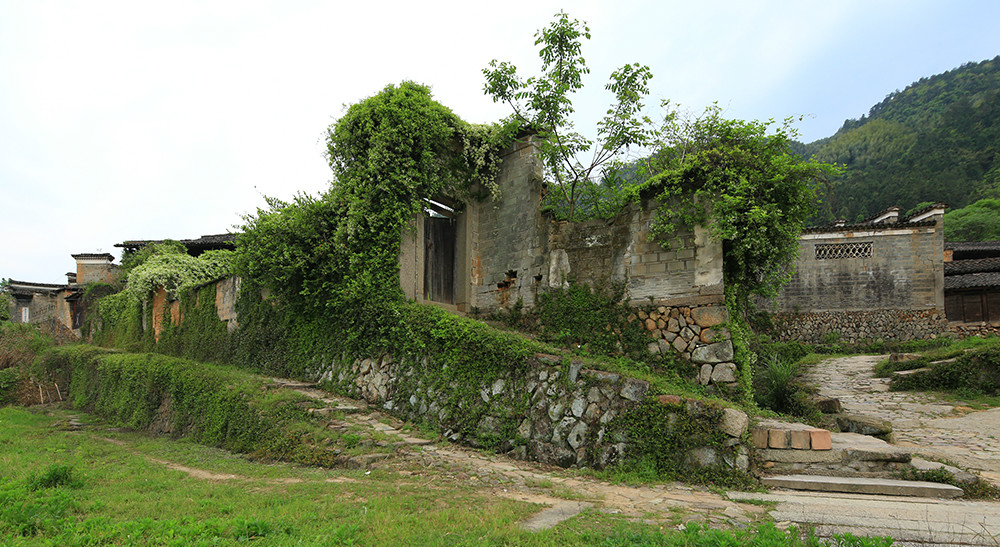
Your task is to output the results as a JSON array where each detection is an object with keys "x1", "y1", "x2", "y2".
[{"x1": 814, "y1": 241, "x2": 873, "y2": 260}]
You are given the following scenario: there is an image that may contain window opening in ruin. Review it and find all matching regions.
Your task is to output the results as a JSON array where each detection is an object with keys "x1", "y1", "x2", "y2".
[
  {"x1": 423, "y1": 197, "x2": 457, "y2": 305},
  {"x1": 815, "y1": 241, "x2": 873, "y2": 260}
]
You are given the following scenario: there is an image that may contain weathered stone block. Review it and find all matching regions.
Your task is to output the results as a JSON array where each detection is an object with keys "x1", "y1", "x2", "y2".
[
  {"x1": 836, "y1": 414, "x2": 892, "y2": 437},
  {"x1": 700, "y1": 327, "x2": 730, "y2": 343},
  {"x1": 619, "y1": 378, "x2": 649, "y2": 401},
  {"x1": 671, "y1": 337, "x2": 687, "y2": 353},
  {"x1": 691, "y1": 341, "x2": 734, "y2": 364},
  {"x1": 698, "y1": 364, "x2": 713, "y2": 385},
  {"x1": 720, "y1": 408, "x2": 748, "y2": 437},
  {"x1": 710, "y1": 362, "x2": 737, "y2": 383},
  {"x1": 691, "y1": 305, "x2": 728, "y2": 327},
  {"x1": 751, "y1": 427, "x2": 769, "y2": 449}
]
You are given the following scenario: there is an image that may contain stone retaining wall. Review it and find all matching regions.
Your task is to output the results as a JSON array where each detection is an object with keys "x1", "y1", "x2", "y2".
[
  {"x1": 630, "y1": 303, "x2": 736, "y2": 388},
  {"x1": 950, "y1": 322, "x2": 1000, "y2": 338},
  {"x1": 320, "y1": 353, "x2": 750, "y2": 472},
  {"x1": 771, "y1": 309, "x2": 948, "y2": 344}
]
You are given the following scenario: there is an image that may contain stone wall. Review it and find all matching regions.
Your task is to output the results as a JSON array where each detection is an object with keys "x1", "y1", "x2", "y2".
[
  {"x1": 401, "y1": 136, "x2": 725, "y2": 315},
  {"x1": 771, "y1": 210, "x2": 947, "y2": 342},
  {"x1": 547, "y1": 206, "x2": 724, "y2": 307},
  {"x1": 774, "y1": 222, "x2": 944, "y2": 313},
  {"x1": 320, "y1": 352, "x2": 750, "y2": 472},
  {"x1": 771, "y1": 309, "x2": 949, "y2": 344},
  {"x1": 950, "y1": 322, "x2": 1000, "y2": 339},
  {"x1": 629, "y1": 303, "x2": 736, "y2": 388}
]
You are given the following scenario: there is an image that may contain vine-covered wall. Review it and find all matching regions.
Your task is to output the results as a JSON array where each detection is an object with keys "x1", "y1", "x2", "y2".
[{"x1": 322, "y1": 351, "x2": 750, "y2": 476}]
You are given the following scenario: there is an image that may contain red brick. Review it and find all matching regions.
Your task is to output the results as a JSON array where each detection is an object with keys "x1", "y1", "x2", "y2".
[
  {"x1": 768, "y1": 429, "x2": 789, "y2": 449},
  {"x1": 808, "y1": 428, "x2": 832, "y2": 450},
  {"x1": 789, "y1": 430, "x2": 811, "y2": 450}
]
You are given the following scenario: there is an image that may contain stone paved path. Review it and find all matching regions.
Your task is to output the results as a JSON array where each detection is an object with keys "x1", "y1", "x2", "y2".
[{"x1": 800, "y1": 354, "x2": 1000, "y2": 484}]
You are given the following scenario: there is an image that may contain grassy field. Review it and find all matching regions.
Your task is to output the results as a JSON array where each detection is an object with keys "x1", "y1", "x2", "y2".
[{"x1": 0, "y1": 405, "x2": 897, "y2": 546}]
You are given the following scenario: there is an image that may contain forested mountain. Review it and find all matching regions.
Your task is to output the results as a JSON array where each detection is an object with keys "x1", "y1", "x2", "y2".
[{"x1": 800, "y1": 56, "x2": 1000, "y2": 223}]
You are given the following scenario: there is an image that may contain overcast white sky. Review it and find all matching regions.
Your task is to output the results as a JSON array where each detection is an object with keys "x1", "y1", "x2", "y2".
[{"x1": 2, "y1": 0, "x2": 999, "y2": 283}]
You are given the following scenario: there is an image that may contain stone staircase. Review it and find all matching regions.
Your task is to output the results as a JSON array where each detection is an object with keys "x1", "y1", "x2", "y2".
[{"x1": 752, "y1": 419, "x2": 964, "y2": 498}]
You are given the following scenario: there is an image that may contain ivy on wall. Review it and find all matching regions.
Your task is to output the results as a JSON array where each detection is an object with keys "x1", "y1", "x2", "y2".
[{"x1": 235, "y1": 82, "x2": 515, "y2": 354}]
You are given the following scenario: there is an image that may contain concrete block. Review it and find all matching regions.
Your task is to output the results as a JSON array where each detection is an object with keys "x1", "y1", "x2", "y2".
[
  {"x1": 808, "y1": 428, "x2": 832, "y2": 450},
  {"x1": 761, "y1": 474, "x2": 963, "y2": 499}
]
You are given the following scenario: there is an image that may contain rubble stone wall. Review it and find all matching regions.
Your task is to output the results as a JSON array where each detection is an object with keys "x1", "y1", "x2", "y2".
[{"x1": 319, "y1": 353, "x2": 750, "y2": 472}]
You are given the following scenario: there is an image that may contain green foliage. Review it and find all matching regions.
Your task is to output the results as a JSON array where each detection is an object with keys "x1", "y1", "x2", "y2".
[
  {"x1": 94, "y1": 246, "x2": 233, "y2": 353},
  {"x1": 0, "y1": 279, "x2": 12, "y2": 322},
  {"x1": 26, "y1": 465, "x2": 83, "y2": 491},
  {"x1": 0, "y1": 367, "x2": 21, "y2": 404},
  {"x1": 157, "y1": 284, "x2": 233, "y2": 365},
  {"x1": 610, "y1": 399, "x2": 755, "y2": 488},
  {"x1": 33, "y1": 344, "x2": 346, "y2": 466},
  {"x1": 803, "y1": 56, "x2": 1000, "y2": 221},
  {"x1": 535, "y1": 281, "x2": 650, "y2": 358},
  {"x1": 118, "y1": 240, "x2": 186, "y2": 280},
  {"x1": 0, "y1": 322, "x2": 54, "y2": 370},
  {"x1": 639, "y1": 105, "x2": 837, "y2": 309},
  {"x1": 236, "y1": 82, "x2": 512, "y2": 353},
  {"x1": 125, "y1": 249, "x2": 233, "y2": 302},
  {"x1": 892, "y1": 345, "x2": 1000, "y2": 395},
  {"x1": 943, "y1": 198, "x2": 1000, "y2": 241},
  {"x1": 484, "y1": 11, "x2": 653, "y2": 221}
]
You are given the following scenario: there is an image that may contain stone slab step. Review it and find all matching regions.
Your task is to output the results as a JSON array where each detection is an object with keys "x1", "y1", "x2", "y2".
[
  {"x1": 763, "y1": 474, "x2": 963, "y2": 498},
  {"x1": 759, "y1": 432, "x2": 910, "y2": 464}
]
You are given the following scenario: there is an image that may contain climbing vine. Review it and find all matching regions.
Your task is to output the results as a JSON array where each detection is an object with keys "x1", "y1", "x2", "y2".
[{"x1": 235, "y1": 82, "x2": 514, "y2": 353}]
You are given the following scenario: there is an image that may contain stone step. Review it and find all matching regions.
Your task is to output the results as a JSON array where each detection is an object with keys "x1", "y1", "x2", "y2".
[
  {"x1": 759, "y1": 432, "x2": 911, "y2": 476},
  {"x1": 763, "y1": 474, "x2": 963, "y2": 498}
]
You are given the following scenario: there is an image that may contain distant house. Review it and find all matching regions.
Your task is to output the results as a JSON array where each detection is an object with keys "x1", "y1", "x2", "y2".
[
  {"x1": 115, "y1": 233, "x2": 237, "y2": 257},
  {"x1": 943, "y1": 241, "x2": 1000, "y2": 323},
  {"x1": 5, "y1": 253, "x2": 116, "y2": 336},
  {"x1": 771, "y1": 204, "x2": 948, "y2": 343}
]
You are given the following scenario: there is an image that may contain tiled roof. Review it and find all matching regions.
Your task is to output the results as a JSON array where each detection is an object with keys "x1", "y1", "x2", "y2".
[
  {"x1": 945, "y1": 241, "x2": 1000, "y2": 252},
  {"x1": 945, "y1": 272, "x2": 1000, "y2": 290},
  {"x1": 116, "y1": 233, "x2": 238, "y2": 251},
  {"x1": 900, "y1": 201, "x2": 948, "y2": 222},
  {"x1": 801, "y1": 219, "x2": 936, "y2": 234},
  {"x1": 944, "y1": 257, "x2": 1000, "y2": 276},
  {"x1": 70, "y1": 253, "x2": 115, "y2": 260},
  {"x1": 6, "y1": 279, "x2": 72, "y2": 297},
  {"x1": 802, "y1": 203, "x2": 946, "y2": 234}
]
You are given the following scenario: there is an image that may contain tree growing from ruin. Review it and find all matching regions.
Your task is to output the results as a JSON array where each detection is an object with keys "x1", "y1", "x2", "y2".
[{"x1": 483, "y1": 11, "x2": 653, "y2": 221}]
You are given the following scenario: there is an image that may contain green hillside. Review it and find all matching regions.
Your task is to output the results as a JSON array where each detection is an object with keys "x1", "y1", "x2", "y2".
[{"x1": 802, "y1": 56, "x2": 1000, "y2": 223}]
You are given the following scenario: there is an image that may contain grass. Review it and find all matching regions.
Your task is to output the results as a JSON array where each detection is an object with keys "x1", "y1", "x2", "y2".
[{"x1": 0, "y1": 406, "x2": 897, "y2": 546}]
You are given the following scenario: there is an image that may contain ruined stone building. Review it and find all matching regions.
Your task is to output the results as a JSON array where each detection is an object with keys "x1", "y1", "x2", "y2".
[
  {"x1": 398, "y1": 137, "x2": 725, "y2": 314},
  {"x1": 6, "y1": 253, "x2": 116, "y2": 336}
]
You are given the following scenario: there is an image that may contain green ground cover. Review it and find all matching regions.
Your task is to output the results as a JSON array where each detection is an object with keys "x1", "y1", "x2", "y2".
[{"x1": 0, "y1": 406, "x2": 894, "y2": 546}]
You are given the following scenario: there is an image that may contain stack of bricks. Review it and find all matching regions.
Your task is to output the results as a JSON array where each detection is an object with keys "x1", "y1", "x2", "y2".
[{"x1": 751, "y1": 420, "x2": 832, "y2": 451}]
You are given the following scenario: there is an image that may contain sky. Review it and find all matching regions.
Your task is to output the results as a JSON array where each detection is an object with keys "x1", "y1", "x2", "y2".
[{"x1": 2, "y1": 0, "x2": 999, "y2": 284}]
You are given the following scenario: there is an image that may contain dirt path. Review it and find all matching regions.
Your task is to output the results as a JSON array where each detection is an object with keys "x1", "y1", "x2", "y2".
[{"x1": 800, "y1": 355, "x2": 1000, "y2": 483}]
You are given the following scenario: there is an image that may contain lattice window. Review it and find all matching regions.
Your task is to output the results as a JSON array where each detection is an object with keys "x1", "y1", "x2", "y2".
[{"x1": 815, "y1": 242, "x2": 873, "y2": 260}]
